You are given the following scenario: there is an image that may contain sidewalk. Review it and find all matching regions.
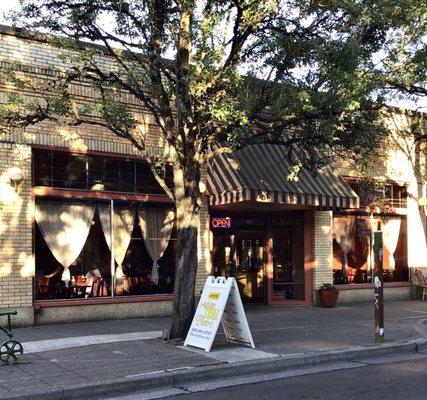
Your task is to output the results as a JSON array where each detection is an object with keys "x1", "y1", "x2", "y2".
[{"x1": 1, "y1": 300, "x2": 426, "y2": 399}]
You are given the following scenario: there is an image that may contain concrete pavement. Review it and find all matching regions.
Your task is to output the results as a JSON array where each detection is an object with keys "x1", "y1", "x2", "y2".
[{"x1": 0, "y1": 300, "x2": 425, "y2": 399}]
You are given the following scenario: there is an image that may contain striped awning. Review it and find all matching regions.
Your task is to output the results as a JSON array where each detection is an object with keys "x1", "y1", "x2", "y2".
[{"x1": 207, "y1": 144, "x2": 359, "y2": 208}]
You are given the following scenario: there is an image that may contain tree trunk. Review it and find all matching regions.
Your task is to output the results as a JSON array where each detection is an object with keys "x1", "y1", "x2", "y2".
[
  {"x1": 170, "y1": 196, "x2": 200, "y2": 339},
  {"x1": 169, "y1": 160, "x2": 201, "y2": 339}
]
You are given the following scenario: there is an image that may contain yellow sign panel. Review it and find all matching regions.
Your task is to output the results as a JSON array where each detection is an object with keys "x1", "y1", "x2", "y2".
[{"x1": 208, "y1": 292, "x2": 220, "y2": 300}]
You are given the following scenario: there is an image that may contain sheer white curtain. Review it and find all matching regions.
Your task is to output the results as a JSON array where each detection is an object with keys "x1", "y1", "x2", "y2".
[
  {"x1": 35, "y1": 201, "x2": 96, "y2": 285},
  {"x1": 381, "y1": 217, "x2": 401, "y2": 272},
  {"x1": 333, "y1": 216, "x2": 356, "y2": 277},
  {"x1": 138, "y1": 208, "x2": 174, "y2": 285},
  {"x1": 98, "y1": 205, "x2": 134, "y2": 285}
]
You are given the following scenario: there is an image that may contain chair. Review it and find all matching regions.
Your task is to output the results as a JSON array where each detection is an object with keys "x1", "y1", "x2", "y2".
[
  {"x1": 130, "y1": 276, "x2": 143, "y2": 294},
  {"x1": 354, "y1": 269, "x2": 364, "y2": 284},
  {"x1": 75, "y1": 276, "x2": 88, "y2": 286},
  {"x1": 414, "y1": 269, "x2": 427, "y2": 300},
  {"x1": 333, "y1": 269, "x2": 347, "y2": 285},
  {"x1": 73, "y1": 276, "x2": 89, "y2": 298},
  {"x1": 38, "y1": 277, "x2": 51, "y2": 299},
  {"x1": 37, "y1": 266, "x2": 62, "y2": 299},
  {"x1": 90, "y1": 277, "x2": 107, "y2": 297}
]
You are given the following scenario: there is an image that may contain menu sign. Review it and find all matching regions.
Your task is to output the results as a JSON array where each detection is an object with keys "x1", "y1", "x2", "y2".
[{"x1": 184, "y1": 276, "x2": 255, "y2": 352}]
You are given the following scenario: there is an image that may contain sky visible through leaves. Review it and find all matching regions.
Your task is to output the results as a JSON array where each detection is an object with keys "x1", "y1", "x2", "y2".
[{"x1": 0, "y1": 0, "x2": 425, "y2": 112}]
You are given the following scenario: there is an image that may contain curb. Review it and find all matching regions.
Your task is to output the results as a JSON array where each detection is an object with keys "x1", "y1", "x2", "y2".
[
  {"x1": 414, "y1": 340, "x2": 427, "y2": 352},
  {"x1": 5, "y1": 340, "x2": 427, "y2": 400}
]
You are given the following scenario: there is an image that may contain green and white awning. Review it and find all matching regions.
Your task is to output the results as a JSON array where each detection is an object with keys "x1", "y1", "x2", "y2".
[{"x1": 207, "y1": 144, "x2": 359, "y2": 209}]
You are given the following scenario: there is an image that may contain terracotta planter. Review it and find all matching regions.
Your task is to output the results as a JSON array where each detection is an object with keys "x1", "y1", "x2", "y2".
[{"x1": 318, "y1": 289, "x2": 339, "y2": 308}]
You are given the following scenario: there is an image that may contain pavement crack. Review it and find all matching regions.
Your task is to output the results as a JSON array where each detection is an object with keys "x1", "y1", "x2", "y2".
[{"x1": 14, "y1": 360, "x2": 56, "y2": 389}]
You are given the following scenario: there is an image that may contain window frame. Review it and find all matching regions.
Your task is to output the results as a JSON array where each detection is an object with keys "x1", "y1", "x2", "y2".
[
  {"x1": 33, "y1": 196, "x2": 176, "y2": 305},
  {"x1": 32, "y1": 146, "x2": 174, "y2": 196},
  {"x1": 344, "y1": 177, "x2": 408, "y2": 209}
]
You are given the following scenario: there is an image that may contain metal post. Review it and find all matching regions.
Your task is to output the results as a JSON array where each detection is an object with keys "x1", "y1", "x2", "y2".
[
  {"x1": 369, "y1": 213, "x2": 374, "y2": 283},
  {"x1": 373, "y1": 230, "x2": 384, "y2": 343},
  {"x1": 110, "y1": 199, "x2": 115, "y2": 298}
]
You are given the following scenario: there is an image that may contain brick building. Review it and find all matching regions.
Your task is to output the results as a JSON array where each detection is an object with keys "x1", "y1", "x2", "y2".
[{"x1": 0, "y1": 25, "x2": 426, "y2": 326}]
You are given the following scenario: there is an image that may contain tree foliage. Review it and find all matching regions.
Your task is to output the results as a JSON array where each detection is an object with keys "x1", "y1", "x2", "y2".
[{"x1": 4, "y1": 0, "x2": 424, "y2": 167}]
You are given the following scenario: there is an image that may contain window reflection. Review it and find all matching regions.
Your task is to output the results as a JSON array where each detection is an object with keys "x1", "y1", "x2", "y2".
[
  {"x1": 238, "y1": 239, "x2": 263, "y2": 272},
  {"x1": 32, "y1": 149, "x2": 173, "y2": 195},
  {"x1": 332, "y1": 215, "x2": 408, "y2": 285},
  {"x1": 119, "y1": 221, "x2": 175, "y2": 296},
  {"x1": 35, "y1": 205, "x2": 112, "y2": 300},
  {"x1": 35, "y1": 200, "x2": 176, "y2": 301}
]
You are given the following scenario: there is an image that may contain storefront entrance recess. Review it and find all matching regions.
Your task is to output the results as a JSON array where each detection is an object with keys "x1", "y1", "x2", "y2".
[
  {"x1": 212, "y1": 213, "x2": 306, "y2": 303},
  {"x1": 271, "y1": 226, "x2": 305, "y2": 301},
  {"x1": 213, "y1": 229, "x2": 264, "y2": 302}
]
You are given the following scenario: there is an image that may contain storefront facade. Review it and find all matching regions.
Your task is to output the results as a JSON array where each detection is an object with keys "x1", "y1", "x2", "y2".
[
  {"x1": 0, "y1": 25, "x2": 426, "y2": 326},
  {"x1": 1, "y1": 144, "x2": 181, "y2": 325},
  {"x1": 205, "y1": 139, "x2": 421, "y2": 306},
  {"x1": 0, "y1": 25, "x2": 189, "y2": 325},
  {"x1": 206, "y1": 143, "x2": 359, "y2": 306}
]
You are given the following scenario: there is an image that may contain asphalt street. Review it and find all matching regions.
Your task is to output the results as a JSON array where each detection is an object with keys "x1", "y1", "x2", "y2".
[{"x1": 102, "y1": 353, "x2": 427, "y2": 400}]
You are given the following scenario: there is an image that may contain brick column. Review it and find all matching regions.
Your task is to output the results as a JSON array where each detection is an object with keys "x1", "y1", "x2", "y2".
[
  {"x1": 313, "y1": 211, "x2": 333, "y2": 304},
  {"x1": 0, "y1": 143, "x2": 34, "y2": 326}
]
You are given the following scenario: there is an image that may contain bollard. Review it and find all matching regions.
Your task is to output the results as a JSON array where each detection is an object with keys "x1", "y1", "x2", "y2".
[{"x1": 373, "y1": 230, "x2": 384, "y2": 343}]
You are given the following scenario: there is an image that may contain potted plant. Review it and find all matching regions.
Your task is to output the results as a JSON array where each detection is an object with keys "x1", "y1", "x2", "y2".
[{"x1": 318, "y1": 283, "x2": 339, "y2": 308}]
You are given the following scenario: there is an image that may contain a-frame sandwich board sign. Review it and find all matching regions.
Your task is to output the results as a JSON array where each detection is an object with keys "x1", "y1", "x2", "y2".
[{"x1": 184, "y1": 276, "x2": 255, "y2": 352}]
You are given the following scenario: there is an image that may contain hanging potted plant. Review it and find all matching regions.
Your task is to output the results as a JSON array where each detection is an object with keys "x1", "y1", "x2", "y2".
[{"x1": 318, "y1": 283, "x2": 339, "y2": 308}]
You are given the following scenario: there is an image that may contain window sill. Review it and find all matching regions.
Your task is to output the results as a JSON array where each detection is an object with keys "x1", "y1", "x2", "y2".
[
  {"x1": 334, "y1": 282, "x2": 411, "y2": 291},
  {"x1": 32, "y1": 186, "x2": 173, "y2": 203},
  {"x1": 35, "y1": 294, "x2": 173, "y2": 308}
]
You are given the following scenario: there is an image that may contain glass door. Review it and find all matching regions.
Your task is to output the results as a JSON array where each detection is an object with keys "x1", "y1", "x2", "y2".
[
  {"x1": 235, "y1": 232, "x2": 265, "y2": 302},
  {"x1": 272, "y1": 227, "x2": 305, "y2": 300},
  {"x1": 212, "y1": 231, "x2": 265, "y2": 302}
]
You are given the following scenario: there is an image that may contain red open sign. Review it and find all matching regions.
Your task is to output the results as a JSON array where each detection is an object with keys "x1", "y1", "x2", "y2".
[{"x1": 211, "y1": 217, "x2": 231, "y2": 229}]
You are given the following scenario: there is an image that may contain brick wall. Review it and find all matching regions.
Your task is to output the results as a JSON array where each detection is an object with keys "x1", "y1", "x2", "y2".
[
  {"x1": 406, "y1": 186, "x2": 427, "y2": 269},
  {"x1": 0, "y1": 142, "x2": 34, "y2": 324},
  {"x1": 313, "y1": 211, "x2": 333, "y2": 289},
  {"x1": 0, "y1": 31, "x2": 165, "y2": 155}
]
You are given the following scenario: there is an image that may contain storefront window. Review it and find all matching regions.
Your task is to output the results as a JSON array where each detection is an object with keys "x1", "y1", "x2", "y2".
[
  {"x1": 33, "y1": 150, "x2": 52, "y2": 186},
  {"x1": 52, "y1": 151, "x2": 69, "y2": 188},
  {"x1": 120, "y1": 160, "x2": 135, "y2": 193},
  {"x1": 346, "y1": 179, "x2": 407, "y2": 209},
  {"x1": 332, "y1": 215, "x2": 408, "y2": 285},
  {"x1": 68, "y1": 154, "x2": 87, "y2": 189},
  {"x1": 88, "y1": 156, "x2": 105, "y2": 190},
  {"x1": 32, "y1": 149, "x2": 173, "y2": 195},
  {"x1": 118, "y1": 221, "x2": 175, "y2": 296},
  {"x1": 35, "y1": 201, "x2": 112, "y2": 300},
  {"x1": 35, "y1": 199, "x2": 176, "y2": 301},
  {"x1": 104, "y1": 158, "x2": 120, "y2": 192}
]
